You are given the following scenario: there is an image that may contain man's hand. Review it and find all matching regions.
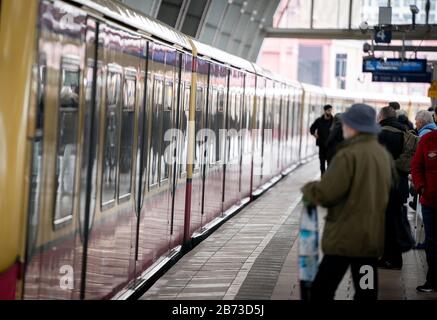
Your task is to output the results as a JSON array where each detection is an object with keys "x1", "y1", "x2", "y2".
[{"x1": 312, "y1": 133, "x2": 319, "y2": 139}]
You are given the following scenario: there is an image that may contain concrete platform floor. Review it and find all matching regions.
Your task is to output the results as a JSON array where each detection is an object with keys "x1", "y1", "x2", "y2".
[{"x1": 140, "y1": 160, "x2": 437, "y2": 300}]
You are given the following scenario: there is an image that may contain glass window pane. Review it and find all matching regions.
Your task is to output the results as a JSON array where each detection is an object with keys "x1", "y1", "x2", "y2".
[
  {"x1": 208, "y1": 88, "x2": 217, "y2": 165},
  {"x1": 149, "y1": 77, "x2": 163, "y2": 188},
  {"x1": 161, "y1": 81, "x2": 173, "y2": 182},
  {"x1": 180, "y1": 84, "x2": 190, "y2": 175},
  {"x1": 118, "y1": 75, "x2": 136, "y2": 198},
  {"x1": 102, "y1": 67, "x2": 122, "y2": 205},
  {"x1": 54, "y1": 59, "x2": 80, "y2": 226},
  {"x1": 194, "y1": 86, "x2": 204, "y2": 169}
]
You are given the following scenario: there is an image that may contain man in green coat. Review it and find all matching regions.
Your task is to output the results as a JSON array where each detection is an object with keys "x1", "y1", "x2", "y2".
[{"x1": 301, "y1": 103, "x2": 392, "y2": 300}]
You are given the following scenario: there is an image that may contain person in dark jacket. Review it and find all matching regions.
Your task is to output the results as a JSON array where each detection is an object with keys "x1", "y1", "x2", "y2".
[
  {"x1": 377, "y1": 106, "x2": 409, "y2": 269},
  {"x1": 310, "y1": 105, "x2": 333, "y2": 175},
  {"x1": 411, "y1": 130, "x2": 437, "y2": 292},
  {"x1": 396, "y1": 109, "x2": 414, "y2": 131},
  {"x1": 325, "y1": 113, "x2": 344, "y2": 165}
]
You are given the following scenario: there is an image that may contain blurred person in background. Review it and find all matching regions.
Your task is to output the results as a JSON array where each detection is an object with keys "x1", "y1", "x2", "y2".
[{"x1": 310, "y1": 105, "x2": 334, "y2": 175}]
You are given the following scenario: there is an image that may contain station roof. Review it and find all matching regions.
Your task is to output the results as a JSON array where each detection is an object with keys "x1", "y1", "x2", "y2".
[
  {"x1": 120, "y1": 0, "x2": 281, "y2": 62},
  {"x1": 266, "y1": 0, "x2": 437, "y2": 41}
]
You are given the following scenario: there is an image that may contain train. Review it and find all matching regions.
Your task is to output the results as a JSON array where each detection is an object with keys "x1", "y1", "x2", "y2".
[{"x1": 0, "y1": 0, "x2": 431, "y2": 300}]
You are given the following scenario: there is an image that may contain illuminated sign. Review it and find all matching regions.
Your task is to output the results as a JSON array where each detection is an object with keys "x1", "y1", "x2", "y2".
[{"x1": 363, "y1": 58, "x2": 428, "y2": 73}]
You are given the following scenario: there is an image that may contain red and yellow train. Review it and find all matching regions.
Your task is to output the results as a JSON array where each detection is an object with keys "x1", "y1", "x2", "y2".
[{"x1": 0, "y1": 0, "x2": 430, "y2": 299}]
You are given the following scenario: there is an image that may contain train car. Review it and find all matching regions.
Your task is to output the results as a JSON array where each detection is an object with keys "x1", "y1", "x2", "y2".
[{"x1": 0, "y1": 0, "x2": 431, "y2": 300}]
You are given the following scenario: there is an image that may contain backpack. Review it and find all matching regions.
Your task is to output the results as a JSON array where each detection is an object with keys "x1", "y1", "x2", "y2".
[{"x1": 382, "y1": 126, "x2": 419, "y2": 173}]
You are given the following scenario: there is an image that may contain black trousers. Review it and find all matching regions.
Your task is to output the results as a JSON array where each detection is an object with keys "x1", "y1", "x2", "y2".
[
  {"x1": 311, "y1": 255, "x2": 378, "y2": 300},
  {"x1": 422, "y1": 206, "x2": 437, "y2": 287},
  {"x1": 318, "y1": 146, "x2": 328, "y2": 174},
  {"x1": 381, "y1": 186, "x2": 404, "y2": 266}
]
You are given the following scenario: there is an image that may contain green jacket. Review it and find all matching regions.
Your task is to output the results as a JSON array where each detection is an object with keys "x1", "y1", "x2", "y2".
[{"x1": 301, "y1": 134, "x2": 392, "y2": 258}]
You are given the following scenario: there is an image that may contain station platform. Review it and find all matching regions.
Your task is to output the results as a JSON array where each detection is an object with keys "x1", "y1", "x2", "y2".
[{"x1": 140, "y1": 160, "x2": 437, "y2": 300}]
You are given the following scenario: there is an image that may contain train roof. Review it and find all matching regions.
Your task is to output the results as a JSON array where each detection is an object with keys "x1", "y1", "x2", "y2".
[
  {"x1": 301, "y1": 83, "x2": 326, "y2": 96},
  {"x1": 71, "y1": 0, "x2": 192, "y2": 50},
  {"x1": 191, "y1": 39, "x2": 255, "y2": 73},
  {"x1": 323, "y1": 87, "x2": 362, "y2": 101}
]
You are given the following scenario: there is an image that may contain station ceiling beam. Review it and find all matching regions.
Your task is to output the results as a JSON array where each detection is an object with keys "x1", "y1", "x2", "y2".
[
  {"x1": 371, "y1": 45, "x2": 437, "y2": 52},
  {"x1": 264, "y1": 26, "x2": 437, "y2": 41}
]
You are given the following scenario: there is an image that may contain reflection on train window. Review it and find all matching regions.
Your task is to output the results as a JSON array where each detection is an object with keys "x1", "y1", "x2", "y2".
[
  {"x1": 53, "y1": 60, "x2": 80, "y2": 227},
  {"x1": 118, "y1": 76, "x2": 136, "y2": 199},
  {"x1": 227, "y1": 93, "x2": 235, "y2": 162},
  {"x1": 149, "y1": 77, "x2": 163, "y2": 188},
  {"x1": 180, "y1": 85, "x2": 190, "y2": 175},
  {"x1": 196, "y1": 87, "x2": 203, "y2": 111},
  {"x1": 209, "y1": 88, "x2": 218, "y2": 165},
  {"x1": 218, "y1": 90, "x2": 225, "y2": 113},
  {"x1": 102, "y1": 69, "x2": 122, "y2": 205},
  {"x1": 164, "y1": 81, "x2": 173, "y2": 111},
  {"x1": 184, "y1": 85, "x2": 190, "y2": 112},
  {"x1": 216, "y1": 89, "x2": 225, "y2": 163},
  {"x1": 194, "y1": 86, "x2": 204, "y2": 169},
  {"x1": 161, "y1": 81, "x2": 173, "y2": 182},
  {"x1": 242, "y1": 94, "x2": 250, "y2": 154}
]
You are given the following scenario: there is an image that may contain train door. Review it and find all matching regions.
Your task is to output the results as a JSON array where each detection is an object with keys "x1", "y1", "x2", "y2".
[
  {"x1": 252, "y1": 76, "x2": 265, "y2": 192},
  {"x1": 239, "y1": 73, "x2": 253, "y2": 201},
  {"x1": 80, "y1": 21, "x2": 143, "y2": 299},
  {"x1": 23, "y1": 1, "x2": 88, "y2": 299},
  {"x1": 189, "y1": 58, "x2": 208, "y2": 234},
  {"x1": 223, "y1": 68, "x2": 242, "y2": 212},
  {"x1": 280, "y1": 84, "x2": 290, "y2": 169},
  {"x1": 202, "y1": 63, "x2": 226, "y2": 222},
  {"x1": 169, "y1": 52, "x2": 192, "y2": 248},
  {"x1": 272, "y1": 82, "x2": 281, "y2": 174},
  {"x1": 136, "y1": 41, "x2": 180, "y2": 273},
  {"x1": 262, "y1": 79, "x2": 274, "y2": 183},
  {"x1": 287, "y1": 86, "x2": 295, "y2": 166}
]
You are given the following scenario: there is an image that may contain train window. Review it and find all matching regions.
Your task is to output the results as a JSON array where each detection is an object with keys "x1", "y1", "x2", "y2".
[
  {"x1": 234, "y1": 93, "x2": 242, "y2": 159},
  {"x1": 196, "y1": 87, "x2": 203, "y2": 111},
  {"x1": 184, "y1": 84, "x2": 190, "y2": 112},
  {"x1": 102, "y1": 67, "x2": 122, "y2": 206},
  {"x1": 161, "y1": 81, "x2": 173, "y2": 182},
  {"x1": 218, "y1": 89, "x2": 225, "y2": 113},
  {"x1": 194, "y1": 86, "x2": 204, "y2": 169},
  {"x1": 228, "y1": 92, "x2": 236, "y2": 162},
  {"x1": 149, "y1": 77, "x2": 163, "y2": 188},
  {"x1": 216, "y1": 89, "x2": 225, "y2": 163},
  {"x1": 242, "y1": 94, "x2": 252, "y2": 154},
  {"x1": 164, "y1": 81, "x2": 173, "y2": 111},
  {"x1": 208, "y1": 88, "x2": 218, "y2": 165},
  {"x1": 180, "y1": 85, "x2": 190, "y2": 176},
  {"x1": 53, "y1": 58, "x2": 80, "y2": 227},
  {"x1": 118, "y1": 74, "x2": 136, "y2": 200}
]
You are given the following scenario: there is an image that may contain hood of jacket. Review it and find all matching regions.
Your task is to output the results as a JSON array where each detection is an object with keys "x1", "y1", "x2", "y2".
[{"x1": 418, "y1": 122, "x2": 437, "y2": 137}]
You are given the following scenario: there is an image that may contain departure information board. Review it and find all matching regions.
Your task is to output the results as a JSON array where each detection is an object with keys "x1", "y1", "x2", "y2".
[{"x1": 363, "y1": 58, "x2": 427, "y2": 73}]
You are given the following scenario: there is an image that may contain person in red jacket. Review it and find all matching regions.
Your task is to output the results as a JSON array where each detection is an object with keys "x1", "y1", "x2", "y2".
[{"x1": 411, "y1": 129, "x2": 437, "y2": 292}]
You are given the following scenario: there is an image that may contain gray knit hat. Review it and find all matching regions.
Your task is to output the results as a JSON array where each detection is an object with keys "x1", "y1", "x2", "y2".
[{"x1": 340, "y1": 103, "x2": 381, "y2": 134}]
